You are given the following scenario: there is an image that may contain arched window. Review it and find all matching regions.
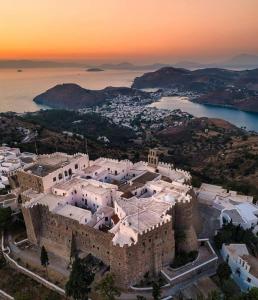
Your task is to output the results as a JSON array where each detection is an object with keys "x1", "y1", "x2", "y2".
[
  {"x1": 75, "y1": 164, "x2": 78, "y2": 170},
  {"x1": 68, "y1": 168, "x2": 72, "y2": 176},
  {"x1": 58, "y1": 173, "x2": 63, "y2": 180},
  {"x1": 64, "y1": 170, "x2": 68, "y2": 177}
]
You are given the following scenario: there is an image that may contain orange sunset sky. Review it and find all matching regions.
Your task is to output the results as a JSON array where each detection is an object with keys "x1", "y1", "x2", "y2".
[{"x1": 1, "y1": 0, "x2": 258, "y2": 63}]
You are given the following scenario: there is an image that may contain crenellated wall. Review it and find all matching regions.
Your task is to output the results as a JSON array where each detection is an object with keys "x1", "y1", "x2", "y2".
[{"x1": 22, "y1": 203, "x2": 175, "y2": 289}]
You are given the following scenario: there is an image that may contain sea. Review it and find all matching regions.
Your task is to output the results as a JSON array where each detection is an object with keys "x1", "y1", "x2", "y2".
[{"x1": 0, "y1": 68, "x2": 257, "y2": 132}]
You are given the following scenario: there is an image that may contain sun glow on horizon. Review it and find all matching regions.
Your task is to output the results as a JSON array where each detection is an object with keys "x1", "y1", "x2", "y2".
[{"x1": 1, "y1": 0, "x2": 258, "y2": 62}]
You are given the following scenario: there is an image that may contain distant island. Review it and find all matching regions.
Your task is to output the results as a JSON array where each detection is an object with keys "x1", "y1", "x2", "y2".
[
  {"x1": 132, "y1": 67, "x2": 258, "y2": 113},
  {"x1": 1, "y1": 54, "x2": 258, "y2": 70},
  {"x1": 86, "y1": 68, "x2": 104, "y2": 72}
]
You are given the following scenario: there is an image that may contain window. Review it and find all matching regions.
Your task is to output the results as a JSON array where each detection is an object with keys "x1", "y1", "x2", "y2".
[
  {"x1": 53, "y1": 177, "x2": 56, "y2": 182},
  {"x1": 68, "y1": 168, "x2": 72, "y2": 176},
  {"x1": 75, "y1": 164, "x2": 78, "y2": 169},
  {"x1": 247, "y1": 277, "x2": 251, "y2": 283},
  {"x1": 64, "y1": 170, "x2": 68, "y2": 177},
  {"x1": 58, "y1": 173, "x2": 63, "y2": 180},
  {"x1": 105, "y1": 217, "x2": 108, "y2": 221}
]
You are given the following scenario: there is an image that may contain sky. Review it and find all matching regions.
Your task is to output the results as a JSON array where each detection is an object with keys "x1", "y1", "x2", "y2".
[{"x1": 1, "y1": 0, "x2": 258, "y2": 63}]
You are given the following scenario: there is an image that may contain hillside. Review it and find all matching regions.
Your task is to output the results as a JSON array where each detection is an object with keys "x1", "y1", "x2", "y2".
[
  {"x1": 2, "y1": 110, "x2": 258, "y2": 200},
  {"x1": 152, "y1": 116, "x2": 258, "y2": 199},
  {"x1": 33, "y1": 84, "x2": 151, "y2": 109},
  {"x1": 132, "y1": 67, "x2": 258, "y2": 112}
]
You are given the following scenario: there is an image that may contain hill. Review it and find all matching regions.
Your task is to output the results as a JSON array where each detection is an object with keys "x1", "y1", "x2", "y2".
[
  {"x1": 33, "y1": 84, "x2": 151, "y2": 109},
  {"x1": 223, "y1": 54, "x2": 258, "y2": 68},
  {"x1": 132, "y1": 67, "x2": 258, "y2": 112}
]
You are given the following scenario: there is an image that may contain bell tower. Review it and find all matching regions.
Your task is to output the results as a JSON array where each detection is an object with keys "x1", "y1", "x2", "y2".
[{"x1": 148, "y1": 148, "x2": 159, "y2": 167}]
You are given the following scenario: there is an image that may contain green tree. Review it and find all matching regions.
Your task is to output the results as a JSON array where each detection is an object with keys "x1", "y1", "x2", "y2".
[
  {"x1": 152, "y1": 279, "x2": 162, "y2": 300},
  {"x1": 40, "y1": 246, "x2": 49, "y2": 279},
  {"x1": 95, "y1": 273, "x2": 121, "y2": 300},
  {"x1": 0, "y1": 207, "x2": 12, "y2": 231},
  {"x1": 65, "y1": 257, "x2": 95, "y2": 300},
  {"x1": 207, "y1": 291, "x2": 221, "y2": 300},
  {"x1": 221, "y1": 279, "x2": 240, "y2": 299},
  {"x1": 238, "y1": 287, "x2": 258, "y2": 300},
  {"x1": 217, "y1": 262, "x2": 232, "y2": 282}
]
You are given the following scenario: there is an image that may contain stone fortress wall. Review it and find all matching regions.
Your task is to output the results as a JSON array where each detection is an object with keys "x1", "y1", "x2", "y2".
[
  {"x1": 22, "y1": 199, "x2": 177, "y2": 287},
  {"x1": 18, "y1": 151, "x2": 199, "y2": 289}
]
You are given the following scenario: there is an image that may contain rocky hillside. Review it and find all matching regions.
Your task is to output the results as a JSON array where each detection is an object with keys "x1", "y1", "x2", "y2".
[
  {"x1": 33, "y1": 83, "x2": 151, "y2": 109},
  {"x1": 132, "y1": 67, "x2": 258, "y2": 112}
]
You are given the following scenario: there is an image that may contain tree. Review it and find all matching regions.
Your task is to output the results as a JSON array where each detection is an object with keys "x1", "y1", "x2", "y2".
[
  {"x1": 221, "y1": 279, "x2": 239, "y2": 299},
  {"x1": 152, "y1": 279, "x2": 162, "y2": 300},
  {"x1": 238, "y1": 287, "x2": 258, "y2": 300},
  {"x1": 65, "y1": 257, "x2": 95, "y2": 300},
  {"x1": 40, "y1": 246, "x2": 49, "y2": 279},
  {"x1": 207, "y1": 291, "x2": 221, "y2": 300},
  {"x1": 217, "y1": 262, "x2": 232, "y2": 282},
  {"x1": 0, "y1": 207, "x2": 12, "y2": 231},
  {"x1": 95, "y1": 273, "x2": 121, "y2": 300}
]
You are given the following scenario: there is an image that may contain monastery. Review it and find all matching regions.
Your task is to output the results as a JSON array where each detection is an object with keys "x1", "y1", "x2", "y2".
[{"x1": 15, "y1": 150, "x2": 199, "y2": 288}]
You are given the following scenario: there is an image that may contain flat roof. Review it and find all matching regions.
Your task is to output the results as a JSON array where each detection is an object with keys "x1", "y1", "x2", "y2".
[
  {"x1": 119, "y1": 171, "x2": 159, "y2": 195},
  {"x1": 26, "y1": 153, "x2": 83, "y2": 177},
  {"x1": 84, "y1": 165, "x2": 102, "y2": 174},
  {"x1": 57, "y1": 204, "x2": 92, "y2": 224},
  {"x1": 224, "y1": 243, "x2": 249, "y2": 258},
  {"x1": 236, "y1": 203, "x2": 258, "y2": 222},
  {"x1": 223, "y1": 209, "x2": 244, "y2": 224},
  {"x1": 82, "y1": 184, "x2": 110, "y2": 195},
  {"x1": 54, "y1": 177, "x2": 85, "y2": 191},
  {"x1": 242, "y1": 254, "x2": 258, "y2": 278}
]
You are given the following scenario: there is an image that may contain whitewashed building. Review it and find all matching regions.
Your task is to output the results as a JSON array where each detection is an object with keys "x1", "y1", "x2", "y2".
[{"x1": 221, "y1": 243, "x2": 258, "y2": 291}]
